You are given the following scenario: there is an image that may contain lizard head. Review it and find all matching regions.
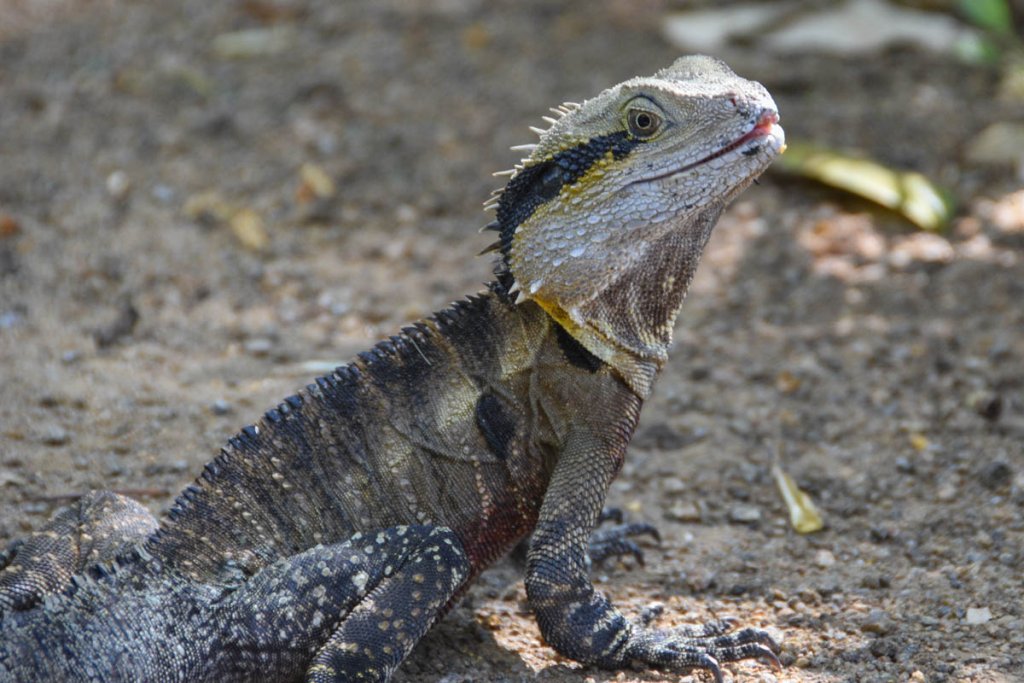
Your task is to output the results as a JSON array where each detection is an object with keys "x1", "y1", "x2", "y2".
[{"x1": 490, "y1": 55, "x2": 785, "y2": 396}]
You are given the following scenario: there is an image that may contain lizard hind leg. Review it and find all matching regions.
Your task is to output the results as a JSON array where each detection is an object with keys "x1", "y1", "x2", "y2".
[
  {"x1": 0, "y1": 490, "x2": 158, "y2": 613},
  {"x1": 217, "y1": 525, "x2": 470, "y2": 683},
  {"x1": 305, "y1": 525, "x2": 471, "y2": 683}
]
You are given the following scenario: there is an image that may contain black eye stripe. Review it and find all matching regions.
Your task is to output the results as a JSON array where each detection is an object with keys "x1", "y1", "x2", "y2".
[
  {"x1": 540, "y1": 165, "x2": 565, "y2": 194},
  {"x1": 496, "y1": 131, "x2": 639, "y2": 262}
]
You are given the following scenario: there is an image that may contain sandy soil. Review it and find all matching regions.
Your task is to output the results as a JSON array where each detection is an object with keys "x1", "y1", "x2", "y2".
[{"x1": 1, "y1": 2, "x2": 1022, "y2": 681}]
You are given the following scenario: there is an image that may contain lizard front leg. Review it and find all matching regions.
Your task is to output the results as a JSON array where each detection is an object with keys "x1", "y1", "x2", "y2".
[{"x1": 526, "y1": 428, "x2": 780, "y2": 681}]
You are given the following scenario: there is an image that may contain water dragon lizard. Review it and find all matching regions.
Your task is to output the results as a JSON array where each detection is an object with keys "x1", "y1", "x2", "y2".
[{"x1": 0, "y1": 55, "x2": 786, "y2": 682}]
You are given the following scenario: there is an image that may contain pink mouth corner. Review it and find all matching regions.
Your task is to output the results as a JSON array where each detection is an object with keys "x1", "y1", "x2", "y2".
[
  {"x1": 708, "y1": 108, "x2": 780, "y2": 159},
  {"x1": 742, "y1": 109, "x2": 780, "y2": 142},
  {"x1": 757, "y1": 109, "x2": 779, "y2": 130}
]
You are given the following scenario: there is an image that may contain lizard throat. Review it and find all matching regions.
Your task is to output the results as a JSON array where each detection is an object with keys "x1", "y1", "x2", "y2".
[
  {"x1": 523, "y1": 203, "x2": 727, "y2": 399},
  {"x1": 530, "y1": 294, "x2": 661, "y2": 398}
]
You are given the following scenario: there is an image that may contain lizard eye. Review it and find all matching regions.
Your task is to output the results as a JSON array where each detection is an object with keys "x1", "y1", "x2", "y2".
[{"x1": 626, "y1": 108, "x2": 662, "y2": 139}]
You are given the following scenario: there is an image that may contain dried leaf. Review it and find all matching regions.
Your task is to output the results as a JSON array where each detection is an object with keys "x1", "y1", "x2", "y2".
[
  {"x1": 775, "y1": 370, "x2": 801, "y2": 394},
  {"x1": 230, "y1": 209, "x2": 269, "y2": 251},
  {"x1": 772, "y1": 464, "x2": 824, "y2": 534},
  {"x1": 909, "y1": 432, "x2": 930, "y2": 452},
  {"x1": 0, "y1": 214, "x2": 20, "y2": 238},
  {"x1": 774, "y1": 142, "x2": 954, "y2": 232},
  {"x1": 184, "y1": 191, "x2": 235, "y2": 224},
  {"x1": 298, "y1": 162, "x2": 336, "y2": 200}
]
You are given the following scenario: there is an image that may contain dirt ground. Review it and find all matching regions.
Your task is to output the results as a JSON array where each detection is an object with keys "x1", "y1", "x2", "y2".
[{"x1": 1, "y1": 1, "x2": 1022, "y2": 682}]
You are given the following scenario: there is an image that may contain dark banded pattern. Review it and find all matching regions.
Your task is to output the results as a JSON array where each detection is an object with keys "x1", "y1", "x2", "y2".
[{"x1": 496, "y1": 131, "x2": 638, "y2": 261}]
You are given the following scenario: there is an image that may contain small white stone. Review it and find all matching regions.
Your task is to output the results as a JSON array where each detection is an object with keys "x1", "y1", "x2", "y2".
[
  {"x1": 965, "y1": 607, "x2": 992, "y2": 625},
  {"x1": 105, "y1": 170, "x2": 131, "y2": 200},
  {"x1": 729, "y1": 504, "x2": 762, "y2": 523}
]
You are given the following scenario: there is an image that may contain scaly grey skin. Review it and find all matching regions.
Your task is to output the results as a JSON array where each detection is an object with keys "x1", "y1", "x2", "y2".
[{"x1": 0, "y1": 56, "x2": 785, "y2": 682}]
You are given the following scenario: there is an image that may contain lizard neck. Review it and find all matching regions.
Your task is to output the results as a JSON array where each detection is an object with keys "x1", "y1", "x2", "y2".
[{"x1": 528, "y1": 203, "x2": 724, "y2": 398}]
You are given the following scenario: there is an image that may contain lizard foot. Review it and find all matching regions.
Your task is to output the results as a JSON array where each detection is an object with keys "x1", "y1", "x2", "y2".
[
  {"x1": 597, "y1": 507, "x2": 626, "y2": 524},
  {"x1": 625, "y1": 621, "x2": 781, "y2": 682},
  {"x1": 588, "y1": 512, "x2": 661, "y2": 566}
]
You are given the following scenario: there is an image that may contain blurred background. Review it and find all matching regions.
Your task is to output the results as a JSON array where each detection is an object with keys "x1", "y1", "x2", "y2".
[{"x1": 0, "y1": 1, "x2": 1022, "y2": 680}]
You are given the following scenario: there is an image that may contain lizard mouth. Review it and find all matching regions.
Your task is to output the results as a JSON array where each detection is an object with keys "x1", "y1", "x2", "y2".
[{"x1": 633, "y1": 109, "x2": 782, "y2": 185}]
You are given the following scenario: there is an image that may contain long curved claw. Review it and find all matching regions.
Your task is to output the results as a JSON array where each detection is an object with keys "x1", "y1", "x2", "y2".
[
  {"x1": 757, "y1": 643, "x2": 783, "y2": 672},
  {"x1": 695, "y1": 653, "x2": 724, "y2": 683},
  {"x1": 688, "y1": 643, "x2": 774, "y2": 679}
]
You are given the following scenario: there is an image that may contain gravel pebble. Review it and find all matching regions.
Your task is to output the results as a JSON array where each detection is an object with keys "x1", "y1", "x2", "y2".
[
  {"x1": 665, "y1": 501, "x2": 701, "y2": 522},
  {"x1": 965, "y1": 607, "x2": 992, "y2": 625},
  {"x1": 860, "y1": 574, "x2": 891, "y2": 589},
  {"x1": 211, "y1": 399, "x2": 233, "y2": 415},
  {"x1": 244, "y1": 338, "x2": 274, "y2": 356},
  {"x1": 977, "y1": 460, "x2": 1012, "y2": 490},
  {"x1": 106, "y1": 170, "x2": 132, "y2": 201},
  {"x1": 661, "y1": 476, "x2": 687, "y2": 495},
  {"x1": 814, "y1": 549, "x2": 836, "y2": 567},
  {"x1": 861, "y1": 610, "x2": 895, "y2": 634},
  {"x1": 144, "y1": 459, "x2": 190, "y2": 476},
  {"x1": 729, "y1": 504, "x2": 762, "y2": 523},
  {"x1": 40, "y1": 426, "x2": 70, "y2": 446}
]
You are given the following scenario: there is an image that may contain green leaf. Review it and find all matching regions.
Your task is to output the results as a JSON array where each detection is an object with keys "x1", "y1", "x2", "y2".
[
  {"x1": 959, "y1": 0, "x2": 1014, "y2": 36},
  {"x1": 774, "y1": 142, "x2": 955, "y2": 232}
]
